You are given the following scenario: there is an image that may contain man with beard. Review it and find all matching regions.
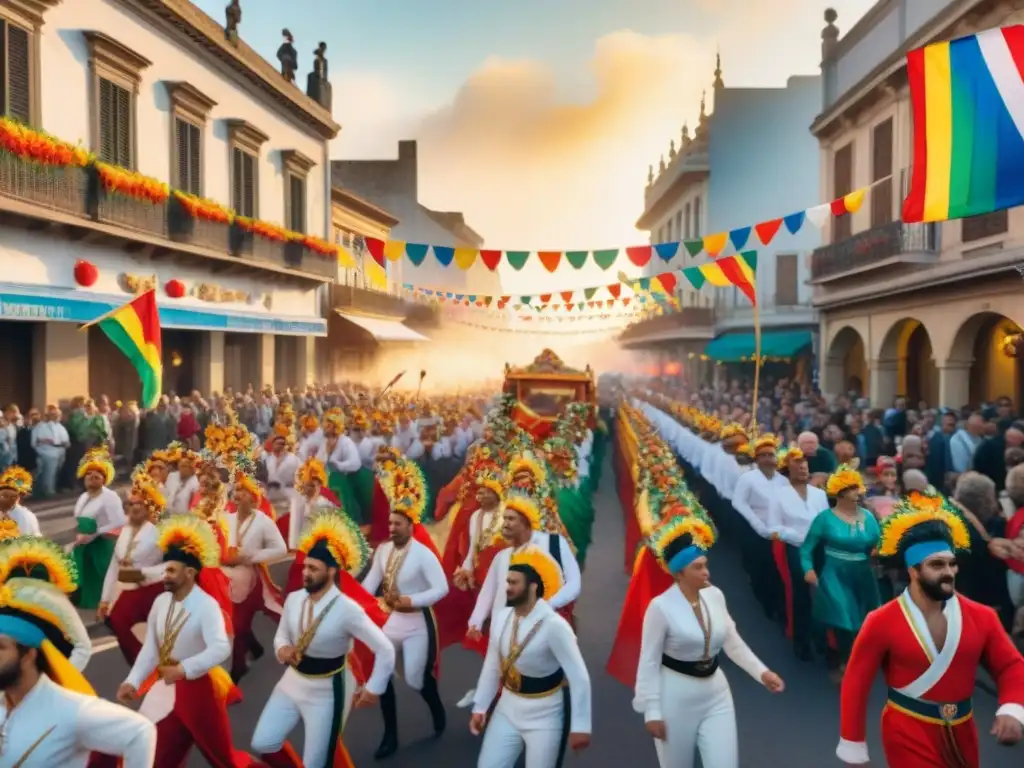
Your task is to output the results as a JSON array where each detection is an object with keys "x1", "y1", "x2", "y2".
[
  {"x1": 251, "y1": 512, "x2": 395, "y2": 768},
  {"x1": 361, "y1": 484, "x2": 450, "y2": 759},
  {"x1": 470, "y1": 547, "x2": 591, "y2": 767},
  {"x1": 117, "y1": 515, "x2": 254, "y2": 768},
  {"x1": 837, "y1": 493, "x2": 1024, "y2": 766},
  {"x1": 0, "y1": 578, "x2": 155, "y2": 765}
]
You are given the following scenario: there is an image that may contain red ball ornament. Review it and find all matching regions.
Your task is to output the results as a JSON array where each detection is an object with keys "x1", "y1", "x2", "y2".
[
  {"x1": 165, "y1": 279, "x2": 185, "y2": 299},
  {"x1": 73, "y1": 259, "x2": 98, "y2": 287}
]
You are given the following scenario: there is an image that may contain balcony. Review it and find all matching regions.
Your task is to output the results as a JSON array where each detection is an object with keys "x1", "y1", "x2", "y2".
[
  {"x1": 618, "y1": 307, "x2": 715, "y2": 347},
  {"x1": 809, "y1": 220, "x2": 938, "y2": 283},
  {"x1": 0, "y1": 152, "x2": 336, "y2": 282},
  {"x1": 329, "y1": 277, "x2": 411, "y2": 318}
]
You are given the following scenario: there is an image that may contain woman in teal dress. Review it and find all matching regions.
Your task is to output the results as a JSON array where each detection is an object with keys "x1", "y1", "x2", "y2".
[{"x1": 800, "y1": 464, "x2": 881, "y2": 681}]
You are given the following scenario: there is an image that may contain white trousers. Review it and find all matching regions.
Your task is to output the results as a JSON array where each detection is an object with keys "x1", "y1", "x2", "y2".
[
  {"x1": 383, "y1": 612, "x2": 430, "y2": 690},
  {"x1": 251, "y1": 667, "x2": 355, "y2": 767},
  {"x1": 652, "y1": 668, "x2": 738, "y2": 768},
  {"x1": 477, "y1": 711, "x2": 563, "y2": 768}
]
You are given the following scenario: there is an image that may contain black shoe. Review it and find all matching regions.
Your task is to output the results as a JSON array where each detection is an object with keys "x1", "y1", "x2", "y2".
[
  {"x1": 420, "y1": 675, "x2": 446, "y2": 736},
  {"x1": 374, "y1": 736, "x2": 398, "y2": 761},
  {"x1": 375, "y1": 682, "x2": 399, "y2": 760}
]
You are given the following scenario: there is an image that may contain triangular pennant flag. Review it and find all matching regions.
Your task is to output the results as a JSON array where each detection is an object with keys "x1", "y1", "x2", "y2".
[
  {"x1": 404, "y1": 243, "x2": 429, "y2": 266},
  {"x1": 520, "y1": 296, "x2": 532, "y2": 305},
  {"x1": 365, "y1": 237, "x2": 386, "y2": 267},
  {"x1": 626, "y1": 246, "x2": 652, "y2": 267},
  {"x1": 682, "y1": 265, "x2": 707, "y2": 291},
  {"x1": 484, "y1": 297, "x2": 493, "y2": 307},
  {"x1": 566, "y1": 303, "x2": 574, "y2": 311},
  {"x1": 684, "y1": 240, "x2": 704, "y2": 257},
  {"x1": 592, "y1": 249, "x2": 618, "y2": 270},
  {"x1": 702, "y1": 232, "x2": 728, "y2": 257},
  {"x1": 783, "y1": 211, "x2": 805, "y2": 235},
  {"x1": 729, "y1": 227, "x2": 751, "y2": 251},
  {"x1": 537, "y1": 251, "x2": 562, "y2": 273},
  {"x1": 513, "y1": 304, "x2": 523, "y2": 311},
  {"x1": 560, "y1": 291, "x2": 574, "y2": 302},
  {"x1": 433, "y1": 246, "x2": 454, "y2": 266},
  {"x1": 607, "y1": 284, "x2": 621, "y2": 299},
  {"x1": 467, "y1": 295, "x2": 477, "y2": 302},
  {"x1": 637, "y1": 277, "x2": 651, "y2": 290},
  {"x1": 658, "y1": 273, "x2": 678, "y2": 294},
  {"x1": 454, "y1": 248, "x2": 478, "y2": 269},
  {"x1": 653, "y1": 242, "x2": 679, "y2": 261},
  {"x1": 804, "y1": 204, "x2": 831, "y2": 228},
  {"x1": 565, "y1": 250, "x2": 589, "y2": 269},
  {"x1": 754, "y1": 219, "x2": 783, "y2": 245},
  {"x1": 505, "y1": 251, "x2": 530, "y2": 271},
  {"x1": 383, "y1": 240, "x2": 406, "y2": 262},
  {"x1": 479, "y1": 250, "x2": 502, "y2": 270},
  {"x1": 740, "y1": 250, "x2": 758, "y2": 272},
  {"x1": 539, "y1": 294, "x2": 552, "y2": 303},
  {"x1": 500, "y1": 296, "x2": 510, "y2": 304},
  {"x1": 623, "y1": 297, "x2": 632, "y2": 307},
  {"x1": 583, "y1": 287, "x2": 598, "y2": 300}
]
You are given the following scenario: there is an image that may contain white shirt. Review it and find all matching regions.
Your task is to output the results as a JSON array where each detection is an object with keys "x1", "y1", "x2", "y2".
[
  {"x1": 100, "y1": 522, "x2": 164, "y2": 605},
  {"x1": 318, "y1": 435, "x2": 361, "y2": 474},
  {"x1": 731, "y1": 469, "x2": 788, "y2": 537},
  {"x1": 393, "y1": 426, "x2": 417, "y2": 453},
  {"x1": 633, "y1": 585, "x2": 768, "y2": 722},
  {"x1": 469, "y1": 533, "x2": 581, "y2": 630},
  {"x1": 0, "y1": 675, "x2": 155, "y2": 767},
  {"x1": 73, "y1": 487, "x2": 125, "y2": 535},
  {"x1": 163, "y1": 472, "x2": 199, "y2": 515},
  {"x1": 274, "y1": 585, "x2": 396, "y2": 696},
  {"x1": 460, "y1": 506, "x2": 502, "y2": 572},
  {"x1": 287, "y1": 493, "x2": 337, "y2": 550},
  {"x1": 3, "y1": 504, "x2": 41, "y2": 536},
  {"x1": 358, "y1": 436, "x2": 387, "y2": 469},
  {"x1": 472, "y1": 600, "x2": 592, "y2": 733},
  {"x1": 29, "y1": 420, "x2": 70, "y2": 458},
  {"x1": 264, "y1": 452, "x2": 301, "y2": 490},
  {"x1": 298, "y1": 430, "x2": 324, "y2": 460},
  {"x1": 767, "y1": 483, "x2": 828, "y2": 546},
  {"x1": 406, "y1": 440, "x2": 451, "y2": 460},
  {"x1": 361, "y1": 539, "x2": 450, "y2": 613},
  {"x1": 223, "y1": 510, "x2": 287, "y2": 603}
]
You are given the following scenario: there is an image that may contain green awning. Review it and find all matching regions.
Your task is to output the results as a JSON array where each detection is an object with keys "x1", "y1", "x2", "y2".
[{"x1": 704, "y1": 330, "x2": 812, "y2": 362}]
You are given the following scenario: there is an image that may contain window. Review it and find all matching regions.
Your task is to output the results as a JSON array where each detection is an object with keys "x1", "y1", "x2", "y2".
[
  {"x1": 684, "y1": 203, "x2": 691, "y2": 240},
  {"x1": 166, "y1": 82, "x2": 215, "y2": 197},
  {"x1": 832, "y1": 142, "x2": 854, "y2": 242},
  {"x1": 226, "y1": 119, "x2": 268, "y2": 218},
  {"x1": 0, "y1": 3, "x2": 55, "y2": 127},
  {"x1": 85, "y1": 32, "x2": 151, "y2": 170},
  {"x1": 281, "y1": 149, "x2": 316, "y2": 234},
  {"x1": 870, "y1": 118, "x2": 893, "y2": 228},
  {"x1": 775, "y1": 253, "x2": 798, "y2": 306},
  {"x1": 962, "y1": 210, "x2": 1008, "y2": 243},
  {"x1": 693, "y1": 197, "x2": 702, "y2": 238}
]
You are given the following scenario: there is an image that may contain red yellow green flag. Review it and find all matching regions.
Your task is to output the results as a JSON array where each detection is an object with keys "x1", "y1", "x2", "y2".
[{"x1": 87, "y1": 289, "x2": 163, "y2": 408}]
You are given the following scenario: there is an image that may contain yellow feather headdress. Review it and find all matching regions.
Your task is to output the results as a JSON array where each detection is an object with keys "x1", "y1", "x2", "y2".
[
  {"x1": 322, "y1": 410, "x2": 345, "y2": 435},
  {"x1": 300, "y1": 413, "x2": 320, "y2": 432},
  {"x1": 474, "y1": 468, "x2": 506, "y2": 500},
  {"x1": 130, "y1": 475, "x2": 166, "y2": 520},
  {"x1": 719, "y1": 423, "x2": 748, "y2": 441},
  {"x1": 298, "y1": 511, "x2": 371, "y2": 574},
  {"x1": 735, "y1": 442, "x2": 754, "y2": 458},
  {"x1": 777, "y1": 445, "x2": 805, "y2": 469},
  {"x1": 648, "y1": 511, "x2": 717, "y2": 568},
  {"x1": 272, "y1": 422, "x2": 296, "y2": 445},
  {"x1": 507, "y1": 452, "x2": 546, "y2": 487},
  {"x1": 155, "y1": 514, "x2": 221, "y2": 568},
  {"x1": 504, "y1": 490, "x2": 544, "y2": 531},
  {"x1": 753, "y1": 433, "x2": 778, "y2": 455},
  {"x1": 0, "y1": 465, "x2": 33, "y2": 496},
  {"x1": 379, "y1": 459, "x2": 427, "y2": 524},
  {"x1": 77, "y1": 447, "x2": 115, "y2": 485},
  {"x1": 826, "y1": 464, "x2": 866, "y2": 497},
  {"x1": 232, "y1": 471, "x2": 262, "y2": 503},
  {"x1": 0, "y1": 536, "x2": 78, "y2": 594},
  {"x1": 877, "y1": 490, "x2": 971, "y2": 558},
  {"x1": 509, "y1": 546, "x2": 563, "y2": 601},
  {"x1": 295, "y1": 457, "x2": 328, "y2": 487}
]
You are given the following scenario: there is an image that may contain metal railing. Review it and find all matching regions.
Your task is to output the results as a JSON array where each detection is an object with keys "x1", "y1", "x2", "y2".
[
  {"x1": 330, "y1": 282, "x2": 411, "y2": 316},
  {"x1": 810, "y1": 220, "x2": 938, "y2": 280},
  {"x1": 0, "y1": 151, "x2": 336, "y2": 281},
  {"x1": 618, "y1": 307, "x2": 715, "y2": 341}
]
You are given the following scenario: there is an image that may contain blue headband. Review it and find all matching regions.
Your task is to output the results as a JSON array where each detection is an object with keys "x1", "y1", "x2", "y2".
[
  {"x1": 0, "y1": 615, "x2": 46, "y2": 648},
  {"x1": 668, "y1": 545, "x2": 706, "y2": 574},
  {"x1": 905, "y1": 540, "x2": 952, "y2": 567}
]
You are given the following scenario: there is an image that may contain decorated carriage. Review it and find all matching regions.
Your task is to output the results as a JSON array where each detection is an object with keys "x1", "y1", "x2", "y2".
[{"x1": 503, "y1": 349, "x2": 596, "y2": 438}]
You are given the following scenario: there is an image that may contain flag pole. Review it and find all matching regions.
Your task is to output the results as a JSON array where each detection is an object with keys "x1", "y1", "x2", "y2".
[
  {"x1": 751, "y1": 297, "x2": 762, "y2": 430},
  {"x1": 77, "y1": 288, "x2": 154, "y2": 332}
]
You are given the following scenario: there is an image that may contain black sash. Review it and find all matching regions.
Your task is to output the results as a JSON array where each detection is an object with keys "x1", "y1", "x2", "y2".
[
  {"x1": 506, "y1": 668, "x2": 565, "y2": 696},
  {"x1": 295, "y1": 653, "x2": 346, "y2": 677},
  {"x1": 661, "y1": 653, "x2": 720, "y2": 678},
  {"x1": 548, "y1": 532, "x2": 562, "y2": 569}
]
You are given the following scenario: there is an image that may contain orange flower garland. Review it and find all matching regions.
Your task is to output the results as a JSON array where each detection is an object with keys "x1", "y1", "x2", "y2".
[
  {"x1": 173, "y1": 190, "x2": 233, "y2": 225},
  {"x1": 0, "y1": 118, "x2": 88, "y2": 168},
  {"x1": 297, "y1": 234, "x2": 336, "y2": 257},
  {"x1": 235, "y1": 216, "x2": 290, "y2": 243},
  {"x1": 95, "y1": 162, "x2": 169, "y2": 204}
]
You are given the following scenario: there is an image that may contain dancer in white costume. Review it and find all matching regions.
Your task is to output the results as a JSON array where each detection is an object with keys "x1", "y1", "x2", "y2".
[
  {"x1": 471, "y1": 546, "x2": 591, "y2": 768},
  {"x1": 633, "y1": 513, "x2": 784, "y2": 768}
]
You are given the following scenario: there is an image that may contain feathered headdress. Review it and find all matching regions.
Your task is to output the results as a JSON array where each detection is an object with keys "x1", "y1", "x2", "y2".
[
  {"x1": 270, "y1": 421, "x2": 297, "y2": 449},
  {"x1": 130, "y1": 475, "x2": 165, "y2": 520},
  {"x1": 295, "y1": 457, "x2": 328, "y2": 487},
  {"x1": 719, "y1": 423, "x2": 748, "y2": 441},
  {"x1": 878, "y1": 489, "x2": 971, "y2": 563},
  {"x1": 776, "y1": 445, "x2": 805, "y2": 470},
  {"x1": 0, "y1": 536, "x2": 78, "y2": 593},
  {"x1": 156, "y1": 514, "x2": 221, "y2": 569},
  {"x1": 322, "y1": 409, "x2": 345, "y2": 435},
  {"x1": 232, "y1": 470, "x2": 262, "y2": 504},
  {"x1": 826, "y1": 464, "x2": 866, "y2": 497},
  {"x1": 164, "y1": 441, "x2": 186, "y2": 465},
  {"x1": 507, "y1": 452, "x2": 547, "y2": 488},
  {"x1": 504, "y1": 490, "x2": 544, "y2": 531},
  {"x1": 474, "y1": 468, "x2": 506, "y2": 500},
  {"x1": 349, "y1": 409, "x2": 370, "y2": 432},
  {"x1": 509, "y1": 546, "x2": 563, "y2": 600},
  {"x1": 77, "y1": 447, "x2": 115, "y2": 486},
  {"x1": 300, "y1": 413, "x2": 320, "y2": 433},
  {"x1": 380, "y1": 459, "x2": 428, "y2": 524},
  {"x1": 0, "y1": 465, "x2": 33, "y2": 496},
  {"x1": 175, "y1": 447, "x2": 201, "y2": 468},
  {"x1": 753, "y1": 433, "x2": 778, "y2": 455},
  {"x1": 204, "y1": 422, "x2": 258, "y2": 465},
  {"x1": 648, "y1": 511, "x2": 717, "y2": 573},
  {"x1": 298, "y1": 511, "x2": 371, "y2": 574}
]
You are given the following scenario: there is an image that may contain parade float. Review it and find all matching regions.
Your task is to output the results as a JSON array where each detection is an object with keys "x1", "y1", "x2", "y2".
[{"x1": 503, "y1": 349, "x2": 596, "y2": 439}]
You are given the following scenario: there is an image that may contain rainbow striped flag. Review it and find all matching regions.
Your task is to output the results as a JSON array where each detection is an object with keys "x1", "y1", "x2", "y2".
[
  {"x1": 903, "y1": 26, "x2": 1024, "y2": 223},
  {"x1": 83, "y1": 290, "x2": 163, "y2": 408}
]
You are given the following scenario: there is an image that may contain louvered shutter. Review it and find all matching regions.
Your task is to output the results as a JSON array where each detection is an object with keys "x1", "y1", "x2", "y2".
[
  {"x1": 289, "y1": 174, "x2": 305, "y2": 232},
  {"x1": 242, "y1": 152, "x2": 255, "y2": 217},
  {"x1": 115, "y1": 84, "x2": 131, "y2": 166},
  {"x1": 231, "y1": 147, "x2": 243, "y2": 212},
  {"x1": 6, "y1": 25, "x2": 29, "y2": 124},
  {"x1": 175, "y1": 118, "x2": 188, "y2": 190},
  {"x1": 99, "y1": 79, "x2": 115, "y2": 162},
  {"x1": 175, "y1": 119, "x2": 201, "y2": 195},
  {"x1": 187, "y1": 123, "x2": 200, "y2": 195},
  {"x1": 98, "y1": 79, "x2": 132, "y2": 167}
]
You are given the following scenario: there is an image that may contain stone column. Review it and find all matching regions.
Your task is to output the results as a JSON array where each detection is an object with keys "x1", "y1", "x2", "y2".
[
  {"x1": 256, "y1": 334, "x2": 275, "y2": 391},
  {"x1": 293, "y1": 335, "x2": 316, "y2": 388},
  {"x1": 937, "y1": 359, "x2": 972, "y2": 409},
  {"x1": 868, "y1": 358, "x2": 898, "y2": 409},
  {"x1": 196, "y1": 332, "x2": 225, "y2": 395},
  {"x1": 32, "y1": 323, "x2": 89, "y2": 407}
]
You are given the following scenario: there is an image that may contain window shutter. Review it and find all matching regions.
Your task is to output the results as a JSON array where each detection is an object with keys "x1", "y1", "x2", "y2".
[
  {"x1": 115, "y1": 83, "x2": 131, "y2": 167},
  {"x1": 187, "y1": 123, "x2": 200, "y2": 195},
  {"x1": 289, "y1": 174, "x2": 305, "y2": 233},
  {"x1": 242, "y1": 152, "x2": 255, "y2": 217},
  {"x1": 6, "y1": 25, "x2": 30, "y2": 124},
  {"x1": 775, "y1": 253, "x2": 798, "y2": 306},
  {"x1": 98, "y1": 79, "x2": 132, "y2": 167},
  {"x1": 176, "y1": 119, "x2": 201, "y2": 195},
  {"x1": 99, "y1": 78, "x2": 115, "y2": 162},
  {"x1": 175, "y1": 118, "x2": 188, "y2": 190},
  {"x1": 231, "y1": 147, "x2": 243, "y2": 212}
]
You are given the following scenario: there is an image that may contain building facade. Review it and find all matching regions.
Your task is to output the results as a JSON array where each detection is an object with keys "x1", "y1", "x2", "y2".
[
  {"x1": 812, "y1": 0, "x2": 1024, "y2": 409},
  {"x1": 0, "y1": 0, "x2": 338, "y2": 409}
]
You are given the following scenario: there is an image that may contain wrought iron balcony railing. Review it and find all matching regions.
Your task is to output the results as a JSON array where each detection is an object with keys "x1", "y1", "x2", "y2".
[{"x1": 810, "y1": 220, "x2": 938, "y2": 281}]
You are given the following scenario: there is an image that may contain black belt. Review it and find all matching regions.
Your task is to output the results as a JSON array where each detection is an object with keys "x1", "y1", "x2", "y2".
[
  {"x1": 506, "y1": 668, "x2": 565, "y2": 696},
  {"x1": 887, "y1": 688, "x2": 973, "y2": 725},
  {"x1": 294, "y1": 653, "x2": 346, "y2": 678},
  {"x1": 662, "y1": 654, "x2": 719, "y2": 678}
]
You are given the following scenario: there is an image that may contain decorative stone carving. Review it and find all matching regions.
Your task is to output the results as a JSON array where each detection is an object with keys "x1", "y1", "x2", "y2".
[
  {"x1": 193, "y1": 283, "x2": 250, "y2": 303},
  {"x1": 822, "y1": 9, "x2": 840, "y2": 61},
  {"x1": 277, "y1": 29, "x2": 297, "y2": 84},
  {"x1": 669, "y1": 139, "x2": 676, "y2": 159},
  {"x1": 306, "y1": 41, "x2": 332, "y2": 111},
  {"x1": 121, "y1": 273, "x2": 156, "y2": 295},
  {"x1": 225, "y1": 0, "x2": 241, "y2": 45},
  {"x1": 647, "y1": 165, "x2": 653, "y2": 185}
]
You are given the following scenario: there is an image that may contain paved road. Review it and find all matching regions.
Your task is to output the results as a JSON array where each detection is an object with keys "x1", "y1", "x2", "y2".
[{"x1": 80, "y1": 467, "x2": 1021, "y2": 767}]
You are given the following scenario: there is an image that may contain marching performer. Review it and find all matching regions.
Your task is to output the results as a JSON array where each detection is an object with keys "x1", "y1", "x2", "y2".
[
  {"x1": 163, "y1": 446, "x2": 200, "y2": 515},
  {"x1": 837, "y1": 493, "x2": 1024, "y2": 766},
  {"x1": 0, "y1": 535, "x2": 92, "y2": 670},
  {"x1": 454, "y1": 468, "x2": 507, "y2": 593},
  {"x1": 318, "y1": 411, "x2": 367, "y2": 531},
  {"x1": 361, "y1": 470, "x2": 450, "y2": 760},
  {"x1": 297, "y1": 413, "x2": 324, "y2": 460},
  {"x1": 71, "y1": 447, "x2": 125, "y2": 609},
  {"x1": 224, "y1": 470, "x2": 287, "y2": 682},
  {"x1": 251, "y1": 512, "x2": 396, "y2": 768},
  {"x1": 470, "y1": 547, "x2": 592, "y2": 767},
  {"x1": 264, "y1": 425, "x2": 302, "y2": 539},
  {"x1": 283, "y1": 457, "x2": 342, "y2": 595},
  {"x1": 99, "y1": 474, "x2": 165, "y2": 665},
  {"x1": 633, "y1": 512, "x2": 784, "y2": 768},
  {"x1": 0, "y1": 465, "x2": 40, "y2": 538},
  {"x1": 117, "y1": 515, "x2": 255, "y2": 767},
  {"x1": 0, "y1": 578, "x2": 156, "y2": 766}
]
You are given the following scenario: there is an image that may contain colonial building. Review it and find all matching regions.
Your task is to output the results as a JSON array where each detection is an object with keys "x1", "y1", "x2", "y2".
[
  {"x1": 0, "y1": 0, "x2": 338, "y2": 409},
  {"x1": 812, "y1": 0, "x2": 1024, "y2": 408}
]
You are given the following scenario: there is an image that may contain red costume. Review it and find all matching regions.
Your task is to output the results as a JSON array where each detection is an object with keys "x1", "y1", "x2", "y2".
[{"x1": 839, "y1": 591, "x2": 1024, "y2": 766}]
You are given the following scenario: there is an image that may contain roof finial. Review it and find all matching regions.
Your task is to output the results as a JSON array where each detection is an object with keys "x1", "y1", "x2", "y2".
[
  {"x1": 699, "y1": 91, "x2": 707, "y2": 120},
  {"x1": 647, "y1": 164, "x2": 654, "y2": 185},
  {"x1": 713, "y1": 50, "x2": 724, "y2": 90},
  {"x1": 658, "y1": 155, "x2": 666, "y2": 173},
  {"x1": 669, "y1": 139, "x2": 677, "y2": 159}
]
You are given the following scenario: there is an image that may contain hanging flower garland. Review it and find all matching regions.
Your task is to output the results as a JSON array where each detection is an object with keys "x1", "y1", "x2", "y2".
[
  {"x1": 235, "y1": 216, "x2": 290, "y2": 243},
  {"x1": 95, "y1": 162, "x2": 169, "y2": 204},
  {"x1": 295, "y1": 234, "x2": 335, "y2": 256},
  {"x1": 172, "y1": 191, "x2": 233, "y2": 225},
  {"x1": 0, "y1": 118, "x2": 89, "y2": 168}
]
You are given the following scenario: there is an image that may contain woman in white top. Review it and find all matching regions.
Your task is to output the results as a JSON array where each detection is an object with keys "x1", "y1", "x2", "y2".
[
  {"x1": 634, "y1": 513, "x2": 784, "y2": 768},
  {"x1": 71, "y1": 448, "x2": 126, "y2": 609}
]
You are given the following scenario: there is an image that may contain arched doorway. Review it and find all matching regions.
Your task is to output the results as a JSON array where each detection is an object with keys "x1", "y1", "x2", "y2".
[
  {"x1": 949, "y1": 312, "x2": 1024, "y2": 408},
  {"x1": 827, "y1": 326, "x2": 867, "y2": 396},
  {"x1": 879, "y1": 318, "x2": 937, "y2": 407}
]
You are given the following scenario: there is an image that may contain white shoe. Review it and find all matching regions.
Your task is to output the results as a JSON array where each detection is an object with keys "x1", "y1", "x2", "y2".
[{"x1": 457, "y1": 689, "x2": 476, "y2": 708}]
